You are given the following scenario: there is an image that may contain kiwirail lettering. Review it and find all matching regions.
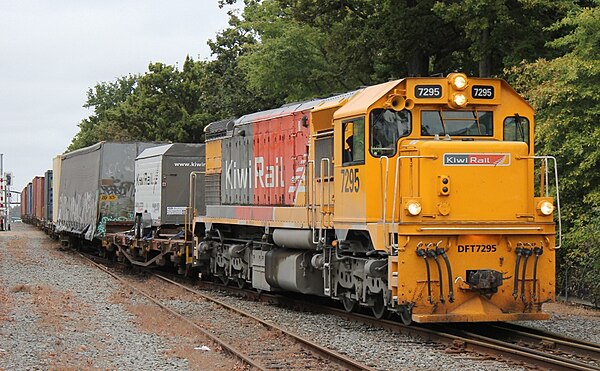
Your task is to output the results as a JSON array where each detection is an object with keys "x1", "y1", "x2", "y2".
[{"x1": 225, "y1": 156, "x2": 285, "y2": 190}]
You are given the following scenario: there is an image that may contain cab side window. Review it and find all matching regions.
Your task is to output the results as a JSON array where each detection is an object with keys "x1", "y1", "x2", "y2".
[
  {"x1": 370, "y1": 108, "x2": 411, "y2": 157},
  {"x1": 342, "y1": 117, "x2": 365, "y2": 166},
  {"x1": 503, "y1": 116, "x2": 530, "y2": 144}
]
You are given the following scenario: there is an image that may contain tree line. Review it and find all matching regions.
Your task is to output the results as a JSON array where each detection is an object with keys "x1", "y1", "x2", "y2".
[{"x1": 69, "y1": 0, "x2": 600, "y2": 304}]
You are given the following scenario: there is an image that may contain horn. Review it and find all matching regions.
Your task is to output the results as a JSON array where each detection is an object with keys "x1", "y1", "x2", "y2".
[{"x1": 383, "y1": 94, "x2": 408, "y2": 111}]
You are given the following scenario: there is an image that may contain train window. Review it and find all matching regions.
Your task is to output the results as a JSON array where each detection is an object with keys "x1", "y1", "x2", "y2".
[
  {"x1": 503, "y1": 116, "x2": 530, "y2": 144},
  {"x1": 421, "y1": 110, "x2": 493, "y2": 136},
  {"x1": 369, "y1": 108, "x2": 411, "y2": 157},
  {"x1": 342, "y1": 117, "x2": 365, "y2": 165}
]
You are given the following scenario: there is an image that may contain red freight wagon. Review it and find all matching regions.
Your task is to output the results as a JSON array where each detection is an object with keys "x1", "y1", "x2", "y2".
[
  {"x1": 20, "y1": 185, "x2": 28, "y2": 221},
  {"x1": 32, "y1": 176, "x2": 45, "y2": 224}
]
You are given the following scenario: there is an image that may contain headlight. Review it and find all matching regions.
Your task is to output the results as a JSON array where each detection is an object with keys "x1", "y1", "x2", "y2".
[
  {"x1": 450, "y1": 73, "x2": 468, "y2": 90},
  {"x1": 451, "y1": 93, "x2": 467, "y2": 107},
  {"x1": 538, "y1": 200, "x2": 554, "y2": 215},
  {"x1": 406, "y1": 200, "x2": 422, "y2": 216}
]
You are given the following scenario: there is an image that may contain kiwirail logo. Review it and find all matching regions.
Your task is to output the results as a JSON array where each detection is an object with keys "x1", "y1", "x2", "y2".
[
  {"x1": 443, "y1": 153, "x2": 511, "y2": 166},
  {"x1": 173, "y1": 161, "x2": 205, "y2": 167}
]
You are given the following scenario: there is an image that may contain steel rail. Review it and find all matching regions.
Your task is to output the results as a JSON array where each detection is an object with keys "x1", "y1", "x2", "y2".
[
  {"x1": 439, "y1": 326, "x2": 600, "y2": 371},
  {"x1": 77, "y1": 253, "x2": 265, "y2": 371},
  {"x1": 490, "y1": 322, "x2": 600, "y2": 361},
  {"x1": 152, "y1": 272, "x2": 376, "y2": 371}
]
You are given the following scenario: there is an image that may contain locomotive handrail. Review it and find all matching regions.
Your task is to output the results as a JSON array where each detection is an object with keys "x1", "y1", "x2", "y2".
[
  {"x1": 320, "y1": 158, "x2": 332, "y2": 244},
  {"x1": 378, "y1": 154, "x2": 437, "y2": 251},
  {"x1": 389, "y1": 155, "x2": 437, "y2": 241},
  {"x1": 380, "y1": 156, "x2": 390, "y2": 249},
  {"x1": 419, "y1": 227, "x2": 544, "y2": 231},
  {"x1": 516, "y1": 155, "x2": 562, "y2": 249},
  {"x1": 307, "y1": 160, "x2": 319, "y2": 244},
  {"x1": 188, "y1": 171, "x2": 205, "y2": 246}
]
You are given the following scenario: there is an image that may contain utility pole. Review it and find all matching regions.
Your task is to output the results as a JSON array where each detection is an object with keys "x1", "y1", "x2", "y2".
[
  {"x1": 0, "y1": 153, "x2": 4, "y2": 231},
  {"x1": 5, "y1": 172, "x2": 12, "y2": 231},
  {"x1": 0, "y1": 154, "x2": 10, "y2": 231}
]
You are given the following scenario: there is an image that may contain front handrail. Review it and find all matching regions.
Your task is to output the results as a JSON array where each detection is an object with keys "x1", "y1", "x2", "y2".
[
  {"x1": 383, "y1": 154, "x2": 436, "y2": 250},
  {"x1": 391, "y1": 155, "x2": 437, "y2": 227},
  {"x1": 517, "y1": 155, "x2": 562, "y2": 249}
]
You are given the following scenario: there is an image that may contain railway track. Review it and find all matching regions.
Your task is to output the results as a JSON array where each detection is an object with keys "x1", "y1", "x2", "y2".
[
  {"x1": 79, "y1": 252, "x2": 375, "y2": 371},
  {"x1": 310, "y1": 304, "x2": 600, "y2": 370},
  {"x1": 77, "y1": 250, "x2": 600, "y2": 370},
  {"x1": 187, "y1": 278, "x2": 600, "y2": 370},
  {"x1": 443, "y1": 322, "x2": 600, "y2": 370}
]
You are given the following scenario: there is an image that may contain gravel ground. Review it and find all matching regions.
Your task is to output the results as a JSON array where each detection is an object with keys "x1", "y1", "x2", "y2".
[
  {"x1": 515, "y1": 302, "x2": 600, "y2": 344},
  {"x1": 1, "y1": 223, "x2": 598, "y2": 371},
  {"x1": 0, "y1": 224, "x2": 241, "y2": 370}
]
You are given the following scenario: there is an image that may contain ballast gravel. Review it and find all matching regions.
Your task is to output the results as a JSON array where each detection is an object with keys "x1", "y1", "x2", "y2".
[
  {"x1": 515, "y1": 302, "x2": 600, "y2": 344},
  {"x1": 0, "y1": 225, "x2": 238, "y2": 370}
]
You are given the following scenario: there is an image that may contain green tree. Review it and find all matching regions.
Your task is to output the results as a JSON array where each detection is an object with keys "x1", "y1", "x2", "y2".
[
  {"x1": 434, "y1": 0, "x2": 575, "y2": 77},
  {"x1": 69, "y1": 75, "x2": 138, "y2": 150},
  {"x1": 203, "y1": 11, "x2": 284, "y2": 116},
  {"x1": 509, "y1": 3, "x2": 600, "y2": 302}
]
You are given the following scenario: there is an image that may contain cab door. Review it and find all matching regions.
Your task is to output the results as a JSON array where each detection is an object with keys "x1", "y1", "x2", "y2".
[{"x1": 335, "y1": 116, "x2": 367, "y2": 224}]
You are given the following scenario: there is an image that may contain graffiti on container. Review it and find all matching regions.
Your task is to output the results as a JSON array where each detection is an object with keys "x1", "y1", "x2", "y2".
[
  {"x1": 100, "y1": 178, "x2": 134, "y2": 197},
  {"x1": 99, "y1": 194, "x2": 118, "y2": 201},
  {"x1": 57, "y1": 191, "x2": 97, "y2": 241},
  {"x1": 95, "y1": 213, "x2": 135, "y2": 237}
]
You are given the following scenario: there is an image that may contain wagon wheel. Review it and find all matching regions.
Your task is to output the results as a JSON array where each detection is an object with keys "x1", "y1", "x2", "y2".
[
  {"x1": 215, "y1": 274, "x2": 229, "y2": 286},
  {"x1": 236, "y1": 277, "x2": 246, "y2": 289},
  {"x1": 371, "y1": 294, "x2": 387, "y2": 319},
  {"x1": 183, "y1": 264, "x2": 198, "y2": 281},
  {"x1": 342, "y1": 296, "x2": 359, "y2": 313}
]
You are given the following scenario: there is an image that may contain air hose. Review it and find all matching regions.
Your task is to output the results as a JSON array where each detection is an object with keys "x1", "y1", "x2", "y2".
[
  {"x1": 532, "y1": 247, "x2": 543, "y2": 301},
  {"x1": 437, "y1": 241, "x2": 454, "y2": 303},
  {"x1": 520, "y1": 248, "x2": 532, "y2": 302},
  {"x1": 513, "y1": 247, "x2": 523, "y2": 299},
  {"x1": 416, "y1": 248, "x2": 433, "y2": 304},
  {"x1": 428, "y1": 248, "x2": 445, "y2": 303}
]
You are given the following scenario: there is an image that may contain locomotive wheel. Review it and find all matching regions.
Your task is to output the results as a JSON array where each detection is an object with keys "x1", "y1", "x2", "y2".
[
  {"x1": 371, "y1": 294, "x2": 387, "y2": 319},
  {"x1": 399, "y1": 306, "x2": 413, "y2": 326},
  {"x1": 342, "y1": 297, "x2": 359, "y2": 313}
]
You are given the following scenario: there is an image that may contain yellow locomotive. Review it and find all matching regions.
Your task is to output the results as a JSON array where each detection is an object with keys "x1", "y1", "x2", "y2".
[{"x1": 193, "y1": 73, "x2": 560, "y2": 324}]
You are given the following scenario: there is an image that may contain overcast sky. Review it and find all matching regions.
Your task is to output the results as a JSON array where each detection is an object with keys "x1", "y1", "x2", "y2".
[{"x1": 0, "y1": 0, "x2": 237, "y2": 194}]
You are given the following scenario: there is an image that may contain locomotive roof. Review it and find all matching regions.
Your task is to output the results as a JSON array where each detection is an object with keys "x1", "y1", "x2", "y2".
[
  {"x1": 204, "y1": 91, "x2": 358, "y2": 140},
  {"x1": 333, "y1": 79, "x2": 400, "y2": 120},
  {"x1": 235, "y1": 91, "x2": 357, "y2": 126},
  {"x1": 204, "y1": 118, "x2": 236, "y2": 139}
]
